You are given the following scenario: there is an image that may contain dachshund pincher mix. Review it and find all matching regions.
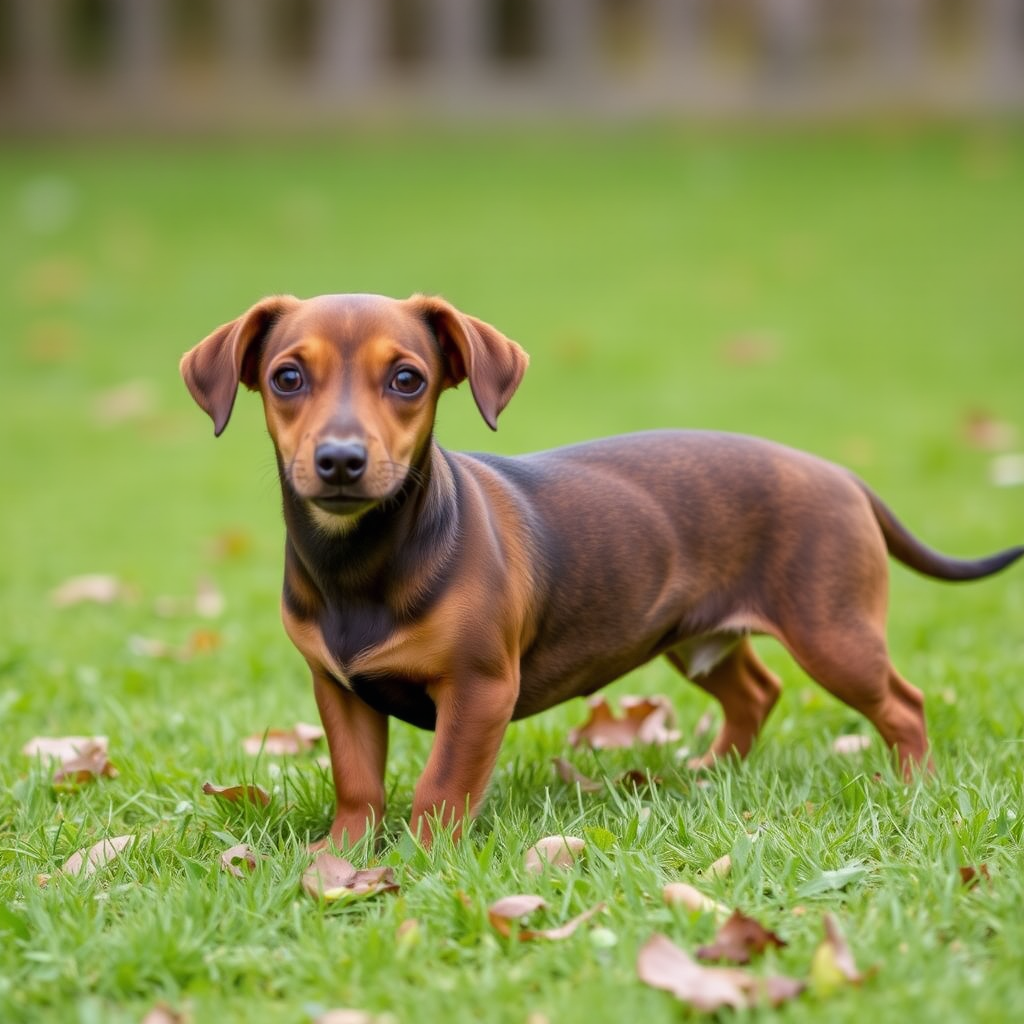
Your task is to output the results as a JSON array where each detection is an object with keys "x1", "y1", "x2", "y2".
[{"x1": 181, "y1": 293, "x2": 1023, "y2": 848}]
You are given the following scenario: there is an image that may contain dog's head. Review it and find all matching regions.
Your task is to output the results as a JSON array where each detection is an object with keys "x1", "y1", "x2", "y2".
[{"x1": 181, "y1": 293, "x2": 528, "y2": 523}]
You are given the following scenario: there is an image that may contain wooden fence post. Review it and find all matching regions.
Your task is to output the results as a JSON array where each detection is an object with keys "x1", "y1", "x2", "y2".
[
  {"x1": 10, "y1": 0, "x2": 62, "y2": 109},
  {"x1": 220, "y1": 0, "x2": 272, "y2": 89},
  {"x1": 430, "y1": 0, "x2": 490, "y2": 85},
  {"x1": 111, "y1": 0, "x2": 166, "y2": 102},
  {"x1": 978, "y1": 0, "x2": 1024, "y2": 105},
  {"x1": 312, "y1": 0, "x2": 387, "y2": 96},
  {"x1": 867, "y1": 0, "x2": 926, "y2": 98},
  {"x1": 540, "y1": 0, "x2": 600, "y2": 83},
  {"x1": 649, "y1": 0, "x2": 707, "y2": 88}
]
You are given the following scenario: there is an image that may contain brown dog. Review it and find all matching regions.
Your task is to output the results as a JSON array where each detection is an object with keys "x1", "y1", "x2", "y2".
[{"x1": 181, "y1": 293, "x2": 1023, "y2": 848}]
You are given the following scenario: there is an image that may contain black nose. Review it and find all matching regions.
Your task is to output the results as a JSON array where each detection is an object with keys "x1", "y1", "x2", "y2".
[{"x1": 314, "y1": 441, "x2": 368, "y2": 485}]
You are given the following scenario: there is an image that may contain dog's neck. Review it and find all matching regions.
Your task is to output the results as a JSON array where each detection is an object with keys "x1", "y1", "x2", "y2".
[{"x1": 279, "y1": 441, "x2": 459, "y2": 616}]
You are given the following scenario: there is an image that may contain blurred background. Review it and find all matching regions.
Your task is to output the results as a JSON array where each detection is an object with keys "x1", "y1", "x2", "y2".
[
  {"x1": 3, "y1": 0, "x2": 1024, "y2": 129},
  {"x1": 1, "y1": 0, "x2": 1022, "y2": 740}
]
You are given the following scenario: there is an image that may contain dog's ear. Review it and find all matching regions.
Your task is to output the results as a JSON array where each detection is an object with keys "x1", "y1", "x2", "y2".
[
  {"x1": 180, "y1": 295, "x2": 299, "y2": 436},
  {"x1": 410, "y1": 295, "x2": 528, "y2": 430}
]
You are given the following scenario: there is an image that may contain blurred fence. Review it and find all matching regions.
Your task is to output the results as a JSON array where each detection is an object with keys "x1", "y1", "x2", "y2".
[{"x1": 3, "y1": 0, "x2": 1023, "y2": 131}]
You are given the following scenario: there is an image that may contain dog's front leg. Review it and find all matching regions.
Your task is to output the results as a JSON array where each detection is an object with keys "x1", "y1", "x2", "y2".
[
  {"x1": 311, "y1": 669, "x2": 389, "y2": 851},
  {"x1": 411, "y1": 674, "x2": 519, "y2": 847}
]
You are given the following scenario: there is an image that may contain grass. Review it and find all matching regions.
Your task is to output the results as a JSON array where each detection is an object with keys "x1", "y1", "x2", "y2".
[{"x1": 1, "y1": 123, "x2": 1023, "y2": 1023}]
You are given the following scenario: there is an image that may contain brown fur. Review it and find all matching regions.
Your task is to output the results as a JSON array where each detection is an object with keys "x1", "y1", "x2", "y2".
[{"x1": 181, "y1": 293, "x2": 1023, "y2": 848}]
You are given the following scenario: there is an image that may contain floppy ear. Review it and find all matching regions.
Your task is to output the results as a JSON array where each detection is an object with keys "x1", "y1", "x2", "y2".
[
  {"x1": 410, "y1": 294, "x2": 529, "y2": 430},
  {"x1": 180, "y1": 295, "x2": 299, "y2": 436}
]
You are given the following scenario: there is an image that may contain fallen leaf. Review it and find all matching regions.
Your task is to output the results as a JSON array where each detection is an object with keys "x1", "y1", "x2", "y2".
[
  {"x1": 91, "y1": 379, "x2": 156, "y2": 426},
  {"x1": 962, "y1": 409, "x2": 1017, "y2": 451},
  {"x1": 638, "y1": 934, "x2": 803, "y2": 1011},
  {"x1": 696, "y1": 909, "x2": 786, "y2": 964},
  {"x1": 810, "y1": 914, "x2": 872, "y2": 996},
  {"x1": 721, "y1": 332, "x2": 781, "y2": 366},
  {"x1": 569, "y1": 694, "x2": 681, "y2": 749},
  {"x1": 220, "y1": 843, "x2": 259, "y2": 879},
  {"x1": 551, "y1": 756, "x2": 602, "y2": 792},
  {"x1": 524, "y1": 835, "x2": 586, "y2": 874},
  {"x1": 61, "y1": 834, "x2": 134, "y2": 877},
  {"x1": 23, "y1": 319, "x2": 80, "y2": 363},
  {"x1": 209, "y1": 528, "x2": 252, "y2": 560},
  {"x1": 185, "y1": 627, "x2": 222, "y2": 655},
  {"x1": 488, "y1": 894, "x2": 605, "y2": 941},
  {"x1": 301, "y1": 852, "x2": 399, "y2": 902},
  {"x1": 50, "y1": 574, "x2": 125, "y2": 608},
  {"x1": 694, "y1": 709, "x2": 716, "y2": 739},
  {"x1": 201, "y1": 781, "x2": 271, "y2": 806},
  {"x1": 990, "y1": 453, "x2": 1024, "y2": 487},
  {"x1": 314, "y1": 1012, "x2": 378, "y2": 1024},
  {"x1": 140, "y1": 1004, "x2": 186, "y2": 1024},
  {"x1": 243, "y1": 722, "x2": 324, "y2": 756},
  {"x1": 616, "y1": 768, "x2": 663, "y2": 788},
  {"x1": 52, "y1": 741, "x2": 118, "y2": 786},
  {"x1": 22, "y1": 735, "x2": 109, "y2": 761},
  {"x1": 128, "y1": 634, "x2": 177, "y2": 659},
  {"x1": 194, "y1": 577, "x2": 225, "y2": 618},
  {"x1": 703, "y1": 854, "x2": 731, "y2": 880},
  {"x1": 130, "y1": 629, "x2": 222, "y2": 660},
  {"x1": 959, "y1": 864, "x2": 991, "y2": 888},
  {"x1": 832, "y1": 734, "x2": 871, "y2": 755},
  {"x1": 662, "y1": 882, "x2": 729, "y2": 916},
  {"x1": 396, "y1": 917, "x2": 421, "y2": 948}
]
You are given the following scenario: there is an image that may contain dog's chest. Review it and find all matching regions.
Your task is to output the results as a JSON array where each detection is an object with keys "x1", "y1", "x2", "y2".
[{"x1": 294, "y1": 601, "x2": 442, "y2": 730}]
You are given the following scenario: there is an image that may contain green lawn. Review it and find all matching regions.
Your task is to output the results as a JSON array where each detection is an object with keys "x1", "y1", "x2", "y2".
[{"x1": 2, "y1": 124, "x2": 1023, "y2": 1024}]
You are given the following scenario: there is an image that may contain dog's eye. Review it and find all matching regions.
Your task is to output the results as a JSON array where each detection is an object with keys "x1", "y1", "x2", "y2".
[
  {"x1": 389, "y1": 368, "x2": 426, "y2": 397},
  {"x1": 271, "y1": 366, "x2": 304, "y2": 394}
]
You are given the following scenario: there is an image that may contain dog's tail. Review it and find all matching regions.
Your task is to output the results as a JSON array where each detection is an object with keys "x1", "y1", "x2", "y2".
[{"x1": 862, "y1": 484, "x2": 1024, "y2": 582}]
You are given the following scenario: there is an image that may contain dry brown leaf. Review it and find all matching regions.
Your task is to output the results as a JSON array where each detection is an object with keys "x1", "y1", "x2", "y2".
[
  {"x1": 638, "y1": 934, "x2": 803, "y2": 1011},
  {"x1": 694, "y1": 709, "x2": 716, "y2": 739},
  {"x1": 524, "y1": 836, "x2": 586, "y2": 874},
  {"x1": 301, "y1": 852, "x2": 399, "y2": 902},
  {"x1": 990, "y1": 453, "x2": 1024, "y2": 488},
  {"x1": 959, "y1": 864, "x2": 991, "y2": 888},
  {"x1": 201, "y1": 781, "x2": 271, "y2": 806},
  {"x1": 314, "y1": 1012, "x2": 378, "y2": 1024},
  {"x1": 194, "y1": 577, "x2": 225, "y2": 618},
  {"x1": 209, "y1": 528, "x2": 252, "y2": 560},
  {"x1": 488, "y1": 894, "x2": 605, "y2": 941},
  {"x1": 662, "y1": 882, "x2": 729, "y2": 916},
  {"x1": 721, "y1": 332, "x2": 781, "y2": 367},
  {"x1": 617, "y1": 768, "x2": 663, "y2": 788},
  {"x1": 832, "y1": 734, "x2": 871, "y2": 756},
  {"x1": 185, "y1": 628, "x2": 222, "y2": 655},
  {"x1": 220, "y1": 843, "x2": 259, "y2": 879},
  {"x1": 50, "y1": 574, "x2": 126, "y2": 608},
  {"x1": 962, "y1": 409, "x2": 1017, "y2": 451},
  {"x1": 141, "y1": 1004, "x2": 187, "y2": 1024},
  {"x1": 704, "y1": 854, "x2": 732, "y2": 880},
  {"x1": 696, "y1": 909, "x2": 786, "y2": 964},
  {"x1": 810, "y1": 913, "x2": 875, "y2": 995},
  {"x1": 91, "y1": 379, "x2": 156, "y2": 426},
  {"x1": 52, "y1": 741, "x2": 118, "y2": 786},
  {"x1": 243, "y1": 722, "x2": 324, "y2": 756},
  {"x1": 551, "y1": 756, "x2": 602, "y2": 793},
  {"x1": 23, "y1": 319, "x2": 80, "y2": 363},
  {"x1": 128, "y1": 635, "x2": 178, "y2": 659},
  {"x1": 569, "y1": 694, "x2": 681, "y2": 749},
  {"x1": 22, "y1": 735, "x2": 109, "y2": 761},
  {"x1": 61, "y1": 834, "x2": 134, "y2": 877}
]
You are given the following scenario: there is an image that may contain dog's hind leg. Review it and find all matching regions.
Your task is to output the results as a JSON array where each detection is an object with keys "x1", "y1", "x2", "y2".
[
  {"x1": 666, "y1": 637, "x2": 782, "y2": 768},
  {"x1": 778, "y1": 618, "x2": 930, "y2": 777}
]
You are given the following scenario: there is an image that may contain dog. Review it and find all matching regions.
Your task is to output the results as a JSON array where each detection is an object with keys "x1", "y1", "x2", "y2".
[{"x1": 181, "y1": 293, "x2": 1023, "y2": 848}]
